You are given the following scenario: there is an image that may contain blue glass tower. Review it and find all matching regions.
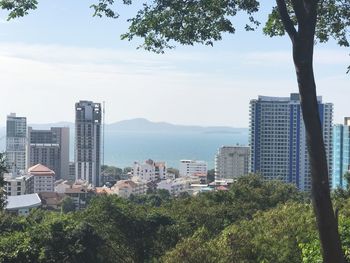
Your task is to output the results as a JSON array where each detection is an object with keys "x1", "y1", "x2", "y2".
[
  {"x1": 332, "y1": 118, "x2": 350, "y2": 189},
  {"x1": 249, "y1": 94, "x2": 333, "y2": 191}
]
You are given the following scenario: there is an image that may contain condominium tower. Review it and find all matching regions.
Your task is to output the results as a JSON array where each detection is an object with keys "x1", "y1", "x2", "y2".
[
  {"x1": 27, "y1": 127, "x2": 69, "y2": 180},
  {"x1": 6, "y1": 113, "x2": 27, "y2": 173},
  {"x1": 249, "y1": 93, "x2": 333, "y2": 191},
  {"x1": 215, "y1": 146, "x2": 250, "y2": 179},
  {"x1": 332, "y1": 117, "x2": 350, "y2": 189},
  {"x1": 75, "y1": 101, "x2": 102, "y2": 187}
]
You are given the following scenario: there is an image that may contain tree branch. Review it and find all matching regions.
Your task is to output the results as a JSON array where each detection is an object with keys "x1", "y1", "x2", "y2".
[
  {"x1": 276, "y1": 0, "x2": 298, "y2": 43},
  {"x1": 290, "y1": 0, "x2": 307, "y2": 25}
]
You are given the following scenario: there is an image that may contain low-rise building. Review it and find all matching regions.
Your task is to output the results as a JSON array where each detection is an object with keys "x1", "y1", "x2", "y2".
[
  {"x1": 112, "y1": 179, "x2": 147, "y2": 198},
  {"x1": 39, "y1": 192, "x2": 65, "y2": 210},
  {"x1": 190, "y1": 184, "x2": 214, "y2": 195},
  {"x1": 54, "y1": 180, "x2": 92, "y2": 210},
  {"x1": 26, "y1": 164, "x2": 55, "y2": 194},
  {"x1": 192, "y1": 172, "x2": 207, "y2": 184},
  {"x1": 64, "y1": 187, "x2": 90, "y2": 210},
  {"x1": 95, "y1": 186, "x2": 114, "y2": 195},
  {"x1": 5, "y1": 193, "x2": 41, "y2": 216},
  {"x1": 131, "y1": 159, "x2": 167, "y2": 182},
  {"x1": 179, "y1": 160, "x2": 208, "y2": 177},
  {"x1": 155, "y1": 161, "x2": 167, "y2": 180},
  {"x1": 209, "y1": 178, "x2": 235, "y2": 190},
  {"x1": 157, "y1": 178, "x2": 191, "y2": 196},
  {"x1": 3, "y1": 173, "x2": 26, "y2": 196}
]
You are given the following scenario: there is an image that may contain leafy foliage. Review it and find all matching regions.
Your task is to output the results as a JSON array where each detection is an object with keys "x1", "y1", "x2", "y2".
[
  {"x1": 1, "y1": 175, "x2": 350, "y2": 262},
  {"x1": 0, "y1": 153, "x2": 7, "y2": 211},
  {"x1": 121, "y1": 0, "x2": 260, "y2": 53},
  {"x1": 0, "y1": 0, "x2": 37, "y2": 20},
  {"x1": 61, "y1": 197, "x2": 76, "y2": 213},
  {"x1": 0, "y1": 175, "x2": 309, "y2": 262},
  {"x1": 162, "y1": 202, "x2": 317, "y2": 263}
]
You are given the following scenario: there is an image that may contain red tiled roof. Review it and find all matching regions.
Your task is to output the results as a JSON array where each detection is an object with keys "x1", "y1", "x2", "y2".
[
  {"x1": 28, "y1": 164, "x2": 55, "y2": 176},
  {"x1": 95, "y1": 187, "x2": 113, "y2": 195}
]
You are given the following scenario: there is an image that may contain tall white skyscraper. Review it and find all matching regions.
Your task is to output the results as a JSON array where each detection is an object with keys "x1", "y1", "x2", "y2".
[
  {"x1": 6, "y1": 113, "x2": 27, "y2": 174},
  {"x1": 249, "y1": 93, "x2": 333, "y2": 191},
  {"x1": 75, "y1": 101, "x2": 102, "y2": 187},
  {"x1": 215, "y1": 146, "x2": 250, "y2": 179}
]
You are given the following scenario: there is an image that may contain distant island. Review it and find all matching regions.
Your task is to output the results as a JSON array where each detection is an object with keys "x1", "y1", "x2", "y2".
[
  {"x1": 0, "y1": 118, "x2": 245, "y2": 133},
  {"x1": 0, "y1": 118, "x2": 248, "y2": 168}
]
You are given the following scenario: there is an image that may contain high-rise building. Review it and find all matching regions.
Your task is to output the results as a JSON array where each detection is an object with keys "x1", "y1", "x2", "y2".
[
  {"x1": 6, "y1": 113, "x2": 27, "y2": 173},
  {"x1": 69, "y1": 162, "x2": 76, "y2": 181},
  {"x1": 179, "y1": 160, "x2": 208, "y2": 177},
  {"x1": 249, "y1": 93, "x2": 333, "y2": 191},
  {"x1": 27, "y1": 127, "x2": 69, "y2": 180},
  {"x1": 75, "y1": 101, "x2": 102, "y2": 187},
  {"x1": 332, "y1": 117, "x2": 350, "y2": 189},
  {"x1": 215, "y1": 146, "x2": 250, "y2": 179}
]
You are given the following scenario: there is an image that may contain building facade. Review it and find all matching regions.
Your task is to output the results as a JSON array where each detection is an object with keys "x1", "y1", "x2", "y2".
[
  {"x1": 112, "y1": 180, "x2": 148, "y2": 198},
  {"x1": 3, "y1": 174, "x2": 26, "y2": 196},
  {"x1": 131, "y1": 159, "x2": 167, "y2": 182},
  {"x1": 215, "y1": 146, "x2": 250, "y2": 179},
  {"x1": 249, "y1": 93, "x2": 333, "y2": 191},
  {"x1": 179, "y1": 160, "x2": 208, "y2": 177},
  {"x1": 157, "y1": 178, "x2": 191, "y2": 196},
  {"x1": 69, "y1": 162, "x2": 76, "y2": 181},
  {"x1": 27, "y1": 127, "x2": 69, "y2": 180},
  {"x1": 6, "y1": 113, "x2": 27, "y2": 173},
  {"x1": 26, "y1": 164, "x2": 55, "y2": 193},
  {"x1": 332, "y1": 117, "x2": 350, "y2": 189},
  {"x1": 75, "y1": 101, "x2": 102, "y2": 187}
]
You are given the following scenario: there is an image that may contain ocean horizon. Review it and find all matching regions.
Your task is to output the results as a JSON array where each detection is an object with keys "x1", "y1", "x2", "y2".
[
  {"x1": 102, "y1": 130, "x2": 248, "y2": 169},
  {"x1": 0, "y1": 120, "x2": 249, "y2": 170}
]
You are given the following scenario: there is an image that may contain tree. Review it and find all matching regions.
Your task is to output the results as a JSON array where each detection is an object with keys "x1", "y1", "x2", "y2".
[
  {"x1": 101, "y1": 165, "x2": 123, "y2": 184},
  {"x1": 101, "y1": 2, "x2": 348, "y2": 261},
  {"x1": 0, "y1": 153, "x2": 7, "y2": 211},
  {"x1": 207, "y1": 169, "x2": 215, "y2": 183},
  {"x1": 1, "y1": 1, "x2": 349, "y2": 261},
  {"x1": 61, "y1": 196, "x2": 76, "y2": 213},
  {"x1": 162, "y1": 202, "x2": 317, "y2": 263}
]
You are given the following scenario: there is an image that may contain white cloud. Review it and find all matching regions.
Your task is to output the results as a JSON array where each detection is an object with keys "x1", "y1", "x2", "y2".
[
  {"x1": 0, "y1": 42, "x2": 348, "y2": 127},
  {"x1": 244, "y1": 48, "x2": 349, "y2": 66}
]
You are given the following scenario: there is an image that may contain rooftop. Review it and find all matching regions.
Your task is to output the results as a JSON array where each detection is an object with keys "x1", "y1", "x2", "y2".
[
  {"x1": 256, "y1": 93, "x2": 322, "y2": 103},
  {"x1": 6, "y1": 194, "x2": 41, "y2": 210},
  {"x1": 28, "y1": 164, "x2": 55, "y2": 176}
]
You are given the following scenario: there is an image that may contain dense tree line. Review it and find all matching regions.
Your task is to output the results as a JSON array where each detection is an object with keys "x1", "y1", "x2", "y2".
[{"x1": 1, "y1": 174, "x2": 350, "y2": 263}]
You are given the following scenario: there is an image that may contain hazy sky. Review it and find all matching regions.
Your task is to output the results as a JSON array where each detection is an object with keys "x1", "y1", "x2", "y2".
[{"x1": 0, "y1": 1, "x2": 348, "y2": 127}]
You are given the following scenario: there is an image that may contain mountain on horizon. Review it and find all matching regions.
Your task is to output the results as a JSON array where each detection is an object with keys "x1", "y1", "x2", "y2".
[
  {"x1": 0, "y1": 118, "x2": 248, "y2": 151},
  {"x1": 0, "y1": 118, "x2": 246, "y2": 133}
]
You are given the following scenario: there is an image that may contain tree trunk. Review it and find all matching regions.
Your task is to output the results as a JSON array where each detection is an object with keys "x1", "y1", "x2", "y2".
[{"x1": 293, "y1": 25, "x2": 344, "y2": 263}]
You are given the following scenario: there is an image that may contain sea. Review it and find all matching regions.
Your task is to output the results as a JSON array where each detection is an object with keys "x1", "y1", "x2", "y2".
[
  {"x1": 102, "y1": 130, "x2": 248, "y2": 169},
  {"x1": 0, "y1": 129, "x2": 249, "y2": 170}
]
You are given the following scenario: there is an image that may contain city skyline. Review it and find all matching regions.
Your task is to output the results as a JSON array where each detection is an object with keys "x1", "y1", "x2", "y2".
[{"x1": 0, "y1": 2, "x2": 348, "y2": 127}]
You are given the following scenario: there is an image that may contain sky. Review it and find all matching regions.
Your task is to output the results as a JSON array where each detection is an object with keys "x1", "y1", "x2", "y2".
[{"x1": 0, "y1": 1, "x2": 348, "y2": 127}]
